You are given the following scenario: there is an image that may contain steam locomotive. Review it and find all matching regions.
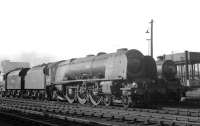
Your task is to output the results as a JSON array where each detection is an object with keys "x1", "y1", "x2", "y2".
[{"x1": 1, "y1": 48, "x2": 183, "y2": 107}]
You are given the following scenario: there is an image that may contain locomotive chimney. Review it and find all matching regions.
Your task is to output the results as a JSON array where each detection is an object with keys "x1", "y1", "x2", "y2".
[{"x1": 117, "y1": 48, "x2": 128, "y2": 53}]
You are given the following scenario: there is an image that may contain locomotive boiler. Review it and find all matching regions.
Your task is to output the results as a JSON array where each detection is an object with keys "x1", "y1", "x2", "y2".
[{"x1": 51, "y1": 48, "x2": 146, "y2": 82}]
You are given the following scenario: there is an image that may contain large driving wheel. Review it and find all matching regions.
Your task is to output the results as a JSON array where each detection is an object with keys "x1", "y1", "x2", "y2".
[
  {"x1": 77, "y1": 83, "x2": 88, "y2": 104},
  {"x1": 64, "y1": 87, "x2": 76, "y2": 104},
  {"x1": 89, "y1": 83, "x2": 102, "y2": 106},
  {"x1": 89, "y1": 94, "x2": 102, "y2": 106}
]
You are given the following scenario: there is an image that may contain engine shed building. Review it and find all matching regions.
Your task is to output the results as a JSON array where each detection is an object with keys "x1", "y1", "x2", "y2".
[{"x1": 158, "y1": 51, "x2": 200, "y2": 87}]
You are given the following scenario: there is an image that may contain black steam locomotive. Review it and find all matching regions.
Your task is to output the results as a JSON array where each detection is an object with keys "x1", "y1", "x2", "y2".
[{"x1": 1, "y1": 48, "x2": 183, "y2": 107}]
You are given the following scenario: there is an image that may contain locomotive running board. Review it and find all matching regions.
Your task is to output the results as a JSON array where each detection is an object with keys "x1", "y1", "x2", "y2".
[{"x1": 51, "y1": 78, "x2": 123, "y2": 85}]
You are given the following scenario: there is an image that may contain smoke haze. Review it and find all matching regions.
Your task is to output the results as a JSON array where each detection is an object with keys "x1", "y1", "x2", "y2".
[
  {"x1": 0, "y1": 52, "x2": 57, "y2": 67},
  {"x1": 16, "y1": 52, "x2": 57, "y2": 66}
]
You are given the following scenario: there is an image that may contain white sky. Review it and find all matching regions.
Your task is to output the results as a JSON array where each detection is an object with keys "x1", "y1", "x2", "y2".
[{"x1": 0, "y1": 0, "x2": 200, "y2": 64}]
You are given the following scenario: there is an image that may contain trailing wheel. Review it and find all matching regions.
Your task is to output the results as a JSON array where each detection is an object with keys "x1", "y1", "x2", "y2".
[
  {"x1": 27, "y1": 90, "x2": 32, "y2": 98},
  {"x1": 6, "y1": 90, "x2": 10, "y2": 97},
  {"x1": 16, "y1": 90, "x2": 20, "y2": 98},
  {"x1": 38, "y1": 91, "x2": 44, "y2": 100},
  {"x1": 10, "y1": 90, "x2": 14, "y2": 98},
  {"x1": 31, "y1": 90, "x2": 36, "y2": 99},
  {"x1": 52, "y1": 90, "x2": 58, "y2": 100},
  {"x1": 103, "y1": 95, "x2": 112, "y2": 106},
  {"x1": 122, "y1": 95, "x2": 133, "y2": 108},
  {"x1": 0, "y1": 91, "x2": 2, "y2": 98},
  {"x1": 1, "y1": 91, "x2": 5, "y2": 97},
  {"x1": 13, "y1": 90, "x2": 18, "y2": 97}
]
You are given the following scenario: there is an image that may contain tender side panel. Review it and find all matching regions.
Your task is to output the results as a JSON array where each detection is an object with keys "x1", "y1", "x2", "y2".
[
  {"x1": 25, "y1": 67, "x2": 45, "y2": 89},
  {"x1": 7, "y1": 70, "x2": 21, "y2": 89}
]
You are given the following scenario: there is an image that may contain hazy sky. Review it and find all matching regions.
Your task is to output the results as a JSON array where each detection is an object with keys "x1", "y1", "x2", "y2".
[{"x1": 0, "y1": 0, "x2": 200, "y2": 64}]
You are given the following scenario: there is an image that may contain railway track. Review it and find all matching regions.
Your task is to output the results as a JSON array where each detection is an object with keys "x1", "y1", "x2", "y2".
[
  {"x1": 0, "y1": 98, "x2": 200, "y2": 126},
  {"x1": 3, "y1": 97, "x2": 200, "y2": 117}
]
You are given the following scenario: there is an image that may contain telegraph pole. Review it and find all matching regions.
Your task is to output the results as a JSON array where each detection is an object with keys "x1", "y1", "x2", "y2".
[
  {"x1": 146, "y1": 19, "x2": 154, "y2": 57},
  {"x1": 150, "y1": 19, "x2": 153, "y2": 58}
]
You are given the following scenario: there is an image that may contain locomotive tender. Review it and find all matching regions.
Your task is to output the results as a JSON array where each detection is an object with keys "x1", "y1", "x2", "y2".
[{"x1": 1, "y1": 48, "x2": 183, "y2": 107}]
